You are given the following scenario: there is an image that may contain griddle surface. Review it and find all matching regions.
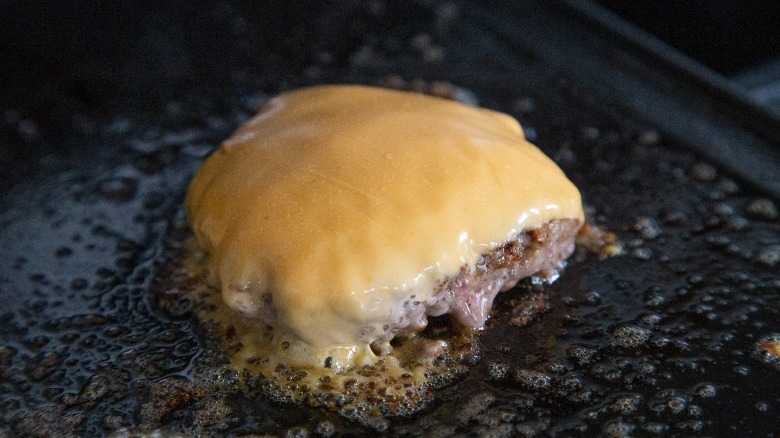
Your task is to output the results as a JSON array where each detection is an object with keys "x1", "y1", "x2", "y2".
[{"x1": 1, "y1": 1, "x2": 778, "y2": 436}]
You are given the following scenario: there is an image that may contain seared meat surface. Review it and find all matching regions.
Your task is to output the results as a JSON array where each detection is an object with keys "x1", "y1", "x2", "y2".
[{"x1": 371, "y1": 218, "x2": 582, "y2": 352}]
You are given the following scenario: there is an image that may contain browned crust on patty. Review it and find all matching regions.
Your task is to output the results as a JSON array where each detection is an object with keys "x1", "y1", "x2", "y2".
[{"x1": 373, "y1": 218, "x2": 582, "y2": 350}]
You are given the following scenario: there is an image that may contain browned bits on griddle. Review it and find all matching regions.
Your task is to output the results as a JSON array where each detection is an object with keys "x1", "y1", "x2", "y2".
[
  {"x1": 753, "y1": 335, "x2": 780, "y2": 371},
  {"x1": 0, "y1": 345, "x2": 16, "y2": 369},
  {"x1": 662, "y1": 210, "x2": 687, "y2": 226},
  {"x1": 434, "y1": 2, "x2": 459, "y2": 29},
  {"x1": 690, "y1": 162, "x2": 717, "y2": 182},
  {"x1": 487, "y1": 361, "x2": 510, "y2": 381},
  {"x1": 513, "y1": 369, "x2": 553, "y2": 391},
  {"x1": 316, "y1": 420, "x2": 336, "y2": 437},
  {"x1": 455, "y1": 392, "x2": 496, "y2": 425},
  {"x1": 602, "y1": 420, "x2": 637, "y2": 437},
  {"x1": 726, "y1": 216, "x2": 750, "y2": 231},
  {"x1": 25, "y1": 351, "x2": 62, "y2": 381},
  {"x1": 375, "y1": 76, "x2": 479, "y2": 105},
  {"x1": 575, "y1": 223, "x2": 622, "y2": 259},
  {"x1": 409, "y1": 33, "x2": 444, "y2": 63},
  {"x1": 566, "y1": 344, "x2": 597, "y2": 366},
  {"x1": 78, "y1": 374, "x2": 111, "y2": 404},
  {"x1": 378, "y1": 74, "x2": 406, "y2": 90},
  {"x1": 103, "y1": 412, "x2": 125, "y2": 430},
  {"x1": 139, "y1": 377, "x2": 196, "y2": 424},
  {"x1": 636, "y1": 129, "x2": 660, "y2": 146},
  {"x1": 427, "y1": 81, "x2": 456, "y2": 99},
  {"x1": 508, "y1": 292, "x2": 550, "y2": 327},
  {"x1": 745, "y1": 198, "x2": 779, "y2": 220},
  {"x1": 633, "y1": 217, "x2": 662, "y2": 240},
  {"x1": 13, "y1": 406, "x2": 81, "y2": 437},
  {"x1": 695, "y1": 384, "x2": 717, "y2": 397},
  {"x1": 755, "y1": 247, "x2": 780, "y2": 267},
  {"x1": 26, "y1": 335, "x2": 49, "y2": 348},
  {"x1": 513, "y1": 97, "x2": 535, "y2": 114},
  {"x1": 285, "y1": 425, "x2": 309, "y2": 438},
  {"x1": 610, "y1": 325, "x2": 652, "y2": 349},
  {"x1": 718, "y1": 178, "x2": 741, "y2": 194},
  {"x1": 610, "y1": 394, "x2": 642, "y2": 415}
]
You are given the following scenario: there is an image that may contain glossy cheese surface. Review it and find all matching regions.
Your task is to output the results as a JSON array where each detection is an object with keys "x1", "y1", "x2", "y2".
[{"x1": 185, "y1": 85, "x2": 583, "y2": 355}]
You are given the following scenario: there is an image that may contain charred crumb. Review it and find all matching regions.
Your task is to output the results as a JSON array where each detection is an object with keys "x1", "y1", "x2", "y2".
[
  {"x1": 575, "y1": 222, "x2": 623, "y2": 260},
  {"x1": 487, "y1": 361, "x2": 511, "y2": 381},
  {"x1": 565, "y1": 344, "x2": 598, "y2": 367},
  {"x1": 745, "y1": 198, "x2": 778, "y2": 220},
  {"x1": 753, "y1": 335, "x2": 780, "y2": 371},
  {"x1": 513, "y1": 369, "x2": 553, "y2": 391},
  {"x1": 633, "y1": 216, "x2": 662, "y2": 240},
  {"x1": 755, "y1": 247, "x2": 780, "y2": 267},
  {"x1": 610, "y1": 325, "x2": 652, "y2": 349},
  {"x1": 690, "y1": 162, "x2": 718, "y2": 182},
  {"x1": 376, "y1": 75, "x2": 479, "y2": 105},
  {"x1": 508, "y1": 292, "x2": 550, "y2": 327}
]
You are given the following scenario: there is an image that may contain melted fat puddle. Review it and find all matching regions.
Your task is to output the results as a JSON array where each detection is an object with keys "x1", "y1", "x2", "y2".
[{"x1": 183, "y1": 238, "x2": 479, "y2": 416}]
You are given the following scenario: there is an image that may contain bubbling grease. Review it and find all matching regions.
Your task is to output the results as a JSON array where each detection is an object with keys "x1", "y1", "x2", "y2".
[
  {"x1": 184, "y1": 254, "x2": 479, "y2": 417},
  {"x1": 184, "y1": 85, "x2": 584, "y2": 371}
]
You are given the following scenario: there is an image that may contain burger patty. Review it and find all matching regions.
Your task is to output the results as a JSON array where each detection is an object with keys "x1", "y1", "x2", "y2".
[
  {"x1": 371, "y1": 218, "x2": 583, "y2": 352},
  {"x1": 225, "y1": 219, "x2": 582, "y2": 356},
  {"x1": 187, "y1": 86, "x2": 584, "y2": 357}
]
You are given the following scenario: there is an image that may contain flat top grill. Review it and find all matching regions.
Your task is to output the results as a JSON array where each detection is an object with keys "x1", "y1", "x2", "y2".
[{"x1": 0, "y1": 1, "x2": 778, "y2": 436}]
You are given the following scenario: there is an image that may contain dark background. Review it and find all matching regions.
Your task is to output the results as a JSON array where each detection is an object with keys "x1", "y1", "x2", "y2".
[
  {"x1": 594, "y1": 0, "x2": 780, "y2": 75},
  {"x1": 1, "y1": 1, "x2": 328, "y2": 109},
  {"x1": 2, "y1": 0, "x2": 779, "y2": 192},
  {"x1": 3, "y1": 1, "x2": 780, "y2": 93}
]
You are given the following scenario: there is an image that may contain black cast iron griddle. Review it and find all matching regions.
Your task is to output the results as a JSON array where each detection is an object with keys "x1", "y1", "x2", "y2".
[{"x1": 1, "y1": 1, "x2": 779, "y2": 436}]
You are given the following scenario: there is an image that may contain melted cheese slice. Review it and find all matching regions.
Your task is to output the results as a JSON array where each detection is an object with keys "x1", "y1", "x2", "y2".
[{"x1": 185, "y1": 84, "x2": 583, "y2": 359}]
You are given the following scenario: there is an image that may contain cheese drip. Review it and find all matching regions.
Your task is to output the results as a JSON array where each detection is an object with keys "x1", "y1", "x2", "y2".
[{"x1": 185, "y1": 85, "x2": 583, "y2": 367}]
